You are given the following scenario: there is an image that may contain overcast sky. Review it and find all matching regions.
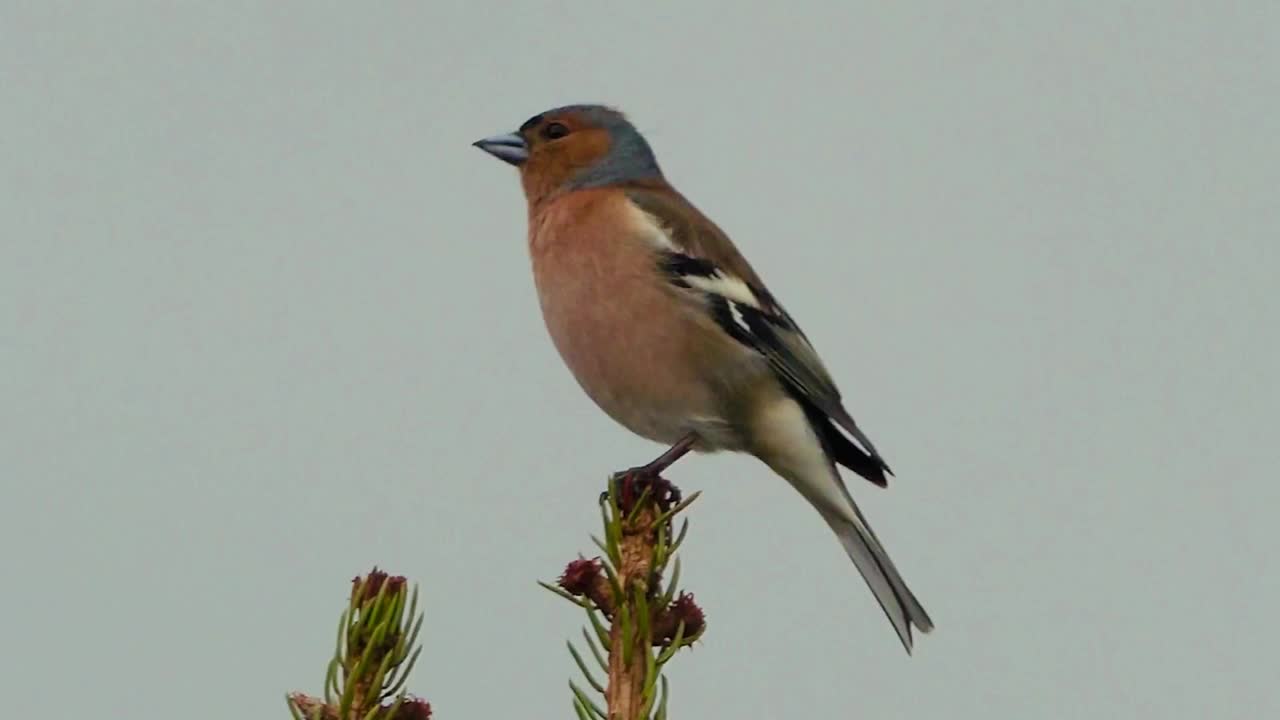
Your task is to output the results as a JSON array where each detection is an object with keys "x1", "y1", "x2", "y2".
[{"x1": 3, "y1": 2, "x2": 1277, "y2": 718}]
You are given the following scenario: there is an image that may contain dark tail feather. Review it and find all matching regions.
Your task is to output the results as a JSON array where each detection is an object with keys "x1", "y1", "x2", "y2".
[
  {"x1": 824, "y1": 511, "x2": 934, "y2": 653},
  {"x1": 808, "y1": 408, "x2": 890, "y2": 488}
]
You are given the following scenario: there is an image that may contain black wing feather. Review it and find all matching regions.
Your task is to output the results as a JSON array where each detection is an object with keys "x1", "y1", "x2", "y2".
[{"x1": 658, "y1": 249, "x2": 892, "y2": 486}]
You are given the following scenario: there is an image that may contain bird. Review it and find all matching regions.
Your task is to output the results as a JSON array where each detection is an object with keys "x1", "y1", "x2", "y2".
[{"x1": 473, "y1": 104, "x2": 933, "y2": 653}]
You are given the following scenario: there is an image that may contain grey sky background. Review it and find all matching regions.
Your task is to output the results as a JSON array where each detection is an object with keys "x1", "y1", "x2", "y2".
[{"x1": 3, "y1": 2, "x2": 1277, "y2": 718}]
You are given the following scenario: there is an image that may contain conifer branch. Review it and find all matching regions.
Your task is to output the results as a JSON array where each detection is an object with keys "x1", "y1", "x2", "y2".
[
  {"x1": 546, "y1": 472, "x2": 706, "y2": 720},
  {"x1": 287, "y1": 569, "x2": 432, "y2": 720}
]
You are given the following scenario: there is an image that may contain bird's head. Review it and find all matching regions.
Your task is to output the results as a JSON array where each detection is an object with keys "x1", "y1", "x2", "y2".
[{"x1": 473, "y1": 104, "x2": 663, "y2": 206}]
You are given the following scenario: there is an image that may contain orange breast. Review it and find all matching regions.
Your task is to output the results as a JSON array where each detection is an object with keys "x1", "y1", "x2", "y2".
[{"x1": 527, "y1": 190, "x2": 736, "y2": 443}]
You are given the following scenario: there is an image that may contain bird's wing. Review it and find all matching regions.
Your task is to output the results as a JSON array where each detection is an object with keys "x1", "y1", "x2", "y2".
[{"x1": 625, "y1": 187, "x2": 893, "y2": 481}]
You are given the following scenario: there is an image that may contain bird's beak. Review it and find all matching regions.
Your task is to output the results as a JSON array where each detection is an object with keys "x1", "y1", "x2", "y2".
[{"x1": 472, "y1": 132, "x2": 528, "y2": 167}]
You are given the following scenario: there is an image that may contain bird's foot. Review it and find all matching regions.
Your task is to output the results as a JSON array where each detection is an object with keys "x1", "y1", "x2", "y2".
[
  {"x1": 600, "y1": 435, "x2": 696, "y2": 509},
  {"x1": 601, "y1": 472, "x2": 682, "y2": 517}
]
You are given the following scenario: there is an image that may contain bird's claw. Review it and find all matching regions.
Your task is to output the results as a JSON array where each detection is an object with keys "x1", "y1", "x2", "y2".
[
  {"x1": 600, "y1": 466, "x2": 650, "y2": 505},
  {"x1": 599, "y1": 435, "x2": 696, "y2": 506}
]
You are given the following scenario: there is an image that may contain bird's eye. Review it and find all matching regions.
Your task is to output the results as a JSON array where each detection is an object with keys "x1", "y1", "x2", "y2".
[{"x1": 542, "y1": 122, "x2": 570, "y2": 140}]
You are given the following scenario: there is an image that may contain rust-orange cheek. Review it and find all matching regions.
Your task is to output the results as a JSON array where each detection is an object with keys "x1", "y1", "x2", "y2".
[{"x1": 522, "y1": 129, "x2": 614, "y2": 206}]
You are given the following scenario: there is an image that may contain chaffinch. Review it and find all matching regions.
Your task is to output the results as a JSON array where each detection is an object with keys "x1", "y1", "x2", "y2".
[{"x1": 474, "y1": 104, "x2": 932, "y2": 653}]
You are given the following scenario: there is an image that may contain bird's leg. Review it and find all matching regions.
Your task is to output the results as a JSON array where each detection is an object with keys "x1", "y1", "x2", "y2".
[
  {"x1": 602, "y1": 434, "x2": 697, "y2": 505},
  {"x1": 633, "y1": 434, "x2": 697, "y2": 477}
]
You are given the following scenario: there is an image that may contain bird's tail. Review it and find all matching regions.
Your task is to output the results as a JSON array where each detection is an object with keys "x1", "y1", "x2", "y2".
[
  {"x1": 753, "y1": 393, "x2": 931, "y2": 652},
  {"x1": 821, "y1": 504, "x2": 934, "y2": 654}
]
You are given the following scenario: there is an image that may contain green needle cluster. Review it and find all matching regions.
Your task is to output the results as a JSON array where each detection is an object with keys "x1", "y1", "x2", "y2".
[
  {"x1": 288, "y1": 570, "x2": 430, "y2": 720},
  {"x1": 542, "y1": 475, "x2": 707, "y2": 720}
]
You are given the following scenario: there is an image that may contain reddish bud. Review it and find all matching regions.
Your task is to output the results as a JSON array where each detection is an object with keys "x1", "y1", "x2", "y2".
[
  {"x1": 654, "y1": 591, "x2": 705, "y2": 645},
  {"x1": 559, "y1": 557, "x2": 602, "y2": 595},
  {"x1": 615, "y1": 474, "x2": 681, "y2": 516},
  {"x1": 352, "y1": 566, "x2": 407, "y2": 604},
  {"x1": 390, "y1": 696, "x2": 432, "y2": 720},
  {"x1": 556, "y1": 556, "x2": 615, "y2": 616}
]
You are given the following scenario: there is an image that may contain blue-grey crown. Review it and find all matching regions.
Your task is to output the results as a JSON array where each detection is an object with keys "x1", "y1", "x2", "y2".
[{"x1": 538, "y1": 104, "x2": 663, "y2": 189}]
